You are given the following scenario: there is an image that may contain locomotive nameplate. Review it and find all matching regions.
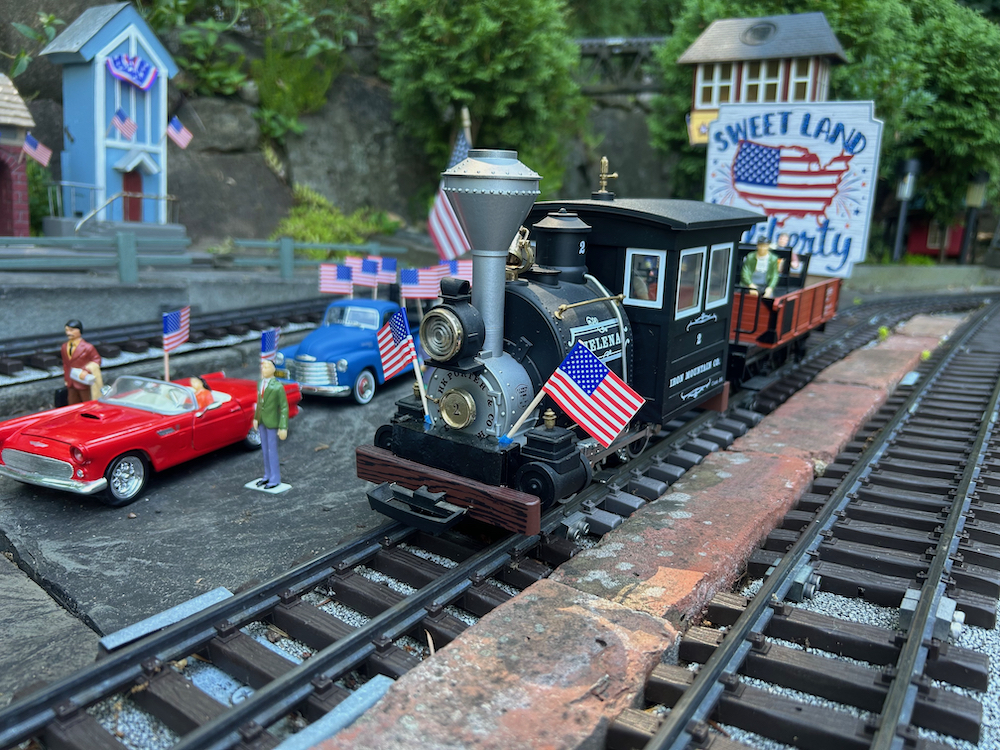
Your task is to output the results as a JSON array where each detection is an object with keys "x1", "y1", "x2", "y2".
[{"x1": 568, "y1": 316, "x2": 624, "y2": 365}]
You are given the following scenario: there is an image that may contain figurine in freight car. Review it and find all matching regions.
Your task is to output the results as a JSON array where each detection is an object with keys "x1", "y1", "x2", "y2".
[
  {"x1": 740, "y1": 236, "x2": 780, "y2": 297},
  {"x1": 253, "y1": 359, "x2": 289, "y2": 491},
  {"x1": 61, "y1": 319, "x2": 103, "y2": 404}
]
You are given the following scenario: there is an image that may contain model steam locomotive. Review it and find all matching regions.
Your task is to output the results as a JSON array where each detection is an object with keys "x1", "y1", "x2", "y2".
[{"x1": 357, "y1": 149, "x2": 839, "y2": 535}]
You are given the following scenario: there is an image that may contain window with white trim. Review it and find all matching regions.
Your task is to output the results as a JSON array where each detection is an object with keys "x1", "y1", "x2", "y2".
[
  {"x1": 623, "y1": 248, "x2": 667, "y2": 309},
  {"x1": 675, "y1": 247, "x2": 706, "y2": 319},
  {"x1": 695, "y1": 63, "x2": 735, "y2": 109},
  {"x1": 815, "y1": 60, "x2": 830, "y2": 101},
  {"x1": 789, "y1": 58, "x2": 813, "y2": 102},
  {"x1": 742, "y1": 59, "x2": 783, "y2": 103},
  {"x1": 705, "y1": 243, "x2": 732, "y2": 309}
]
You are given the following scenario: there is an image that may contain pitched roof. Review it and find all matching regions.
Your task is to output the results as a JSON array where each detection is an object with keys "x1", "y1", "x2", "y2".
[
  {"x1": 0, "y1": 74, "x2": 35, "y2": 129},
  {"x1": 678, "y1": 12, "x2": 847, "y2": 65},
  {"x1": 40, "y1": 3, "x2": 131, "y2": 56}
]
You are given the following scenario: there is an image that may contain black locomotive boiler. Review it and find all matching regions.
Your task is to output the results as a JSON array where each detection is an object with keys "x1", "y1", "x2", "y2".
[{"x1": 357, "y1": 149, "x2": 762, "y2": 535}]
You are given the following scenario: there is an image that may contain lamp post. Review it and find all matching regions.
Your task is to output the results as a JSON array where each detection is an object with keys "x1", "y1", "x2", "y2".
[
  {"x1": 892, "y1": 158, "x2": 921, "y2": 262},
  {"x1": 958, "y1": 170, "x2": 989, "y2": 265}
]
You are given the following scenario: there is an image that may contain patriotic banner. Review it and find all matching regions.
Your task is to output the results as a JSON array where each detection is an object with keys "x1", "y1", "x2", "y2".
[
  {"x1": 320, "y1": 264, "x2": 353, "y2": 294},
  {"x1": 706, "y1": 102, "x2": 882, "y2": 278},
  {"x1": 107, "y1": 54, "x2": 158, "y2": 91},
  {"x1": 345, "y1": 257, "x2": 379, "y2": 288},
  {"x1": 439, "y1": 259, "x2": 473, "y2": 283},
  {"x1": 261, "y1": 328, "x2": 280, "y2": 360},
  {"x1": 377, "y1": 308, "x2": 418, "y2": 380},
  {"x1": 399, "y1": 266, "x2": 446, "y2": 299},
  {"x1": 162, "y1": 306, "x2": 190, "y2": 352},
  {"x1": 429, "y1": 130, "x2": 472, "y2": 261},
  {"x1": 167, "y1": 116, "x2": 193, "y2": 149},
  {"x1": 542, "y1": 341, "x2": 644, "y2": 448},
  {"x1": 374, "y1": 257, "x2": 398, "y2": 284},
  {"x1": 22, "y1": 133, "x2": 52, "y2": 167},
  {"x1": 111, "y1": 108, "x2": 138, "y2": 140}
]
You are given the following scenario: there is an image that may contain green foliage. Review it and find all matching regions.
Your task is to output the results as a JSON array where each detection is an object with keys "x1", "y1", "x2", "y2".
[
  {"x1": 957, "y1": 0, "x2": 1000, "y2": 23},
  {"x1": 564, "y1": 0, "x2": 681, "y2": 37},
  {"x1": 271, "y1": 185, "x2": 401, "y2": 255},
  {"x1": 649, "y1": 0, "x2": 929, "y2": 199},
  {"x1": 374, "y1": 0, "x2": 588, "y2": 197},
  {"x1": 3, "y1": 12, "x2": 65, "y2": 77},
  {"x1": 175, "y1": 19, "x2": 248, "y2": 96},
  {"x1": 649, "y1": 0, "x2": 1000, "y2": 223},
  {"x1": 26, "y1": 160, "x2": 50, "y2": 236},
  {"x1": 251, "y1": 38, "x2": 336, "y2": 142}
]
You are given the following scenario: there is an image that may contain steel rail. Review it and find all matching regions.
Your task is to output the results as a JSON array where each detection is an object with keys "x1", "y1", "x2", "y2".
[
  {"x1": 0, "y1": 521, "x2": 409, "y2": 748},
  {"x1": 643, "y1": 299, "x2": 1000, "y2": 750}
]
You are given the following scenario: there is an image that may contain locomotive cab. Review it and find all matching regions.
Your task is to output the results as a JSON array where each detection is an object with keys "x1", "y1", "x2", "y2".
[{"x1": 525, "y1": 197, "x2": 762, "y2": 426}]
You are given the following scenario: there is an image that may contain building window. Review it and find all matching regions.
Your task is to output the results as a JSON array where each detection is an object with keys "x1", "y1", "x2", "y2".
[
  {"x1": 695, "y1": 63, "x2": 735, "y2": 109},
  {"x1": 815, "y1": 60, "x2": 830, "y2": 101},
  {"x1": 789, "y1": 58, "x2": 812, "y2": 102},
  {"x1": 624, "y1": 248, "x2": 667, "y2": 309},
  {"x1": 675, "y1": 247, "x2": 706, "y2": 319},
  {"x1": 742, "y1": 59, "x2": 783, "y2": 103},
  {"x1": 705, "y1": 243, "x2": 733, "y2": 309}
]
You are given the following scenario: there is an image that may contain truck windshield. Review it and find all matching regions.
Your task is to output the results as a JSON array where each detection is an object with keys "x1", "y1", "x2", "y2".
[{"x1": 324, "y1": 306, "x2": 380, "y2": 330}]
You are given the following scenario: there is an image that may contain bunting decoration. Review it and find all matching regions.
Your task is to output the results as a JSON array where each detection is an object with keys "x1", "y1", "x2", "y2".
[{"x1": 106, "y1": 54, "x2": 158, "y2": 91}]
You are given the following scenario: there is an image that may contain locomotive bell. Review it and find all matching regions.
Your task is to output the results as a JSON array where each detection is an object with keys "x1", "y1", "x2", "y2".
[
  {"x1": 442, "y1": 149, "x2": 540, "y2": 358},
  {"x1": 532, "y1": 208, "x2": 591, "y2": 284}
]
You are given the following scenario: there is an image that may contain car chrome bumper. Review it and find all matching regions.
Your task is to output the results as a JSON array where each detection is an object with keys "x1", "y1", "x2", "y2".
[
  {"x1": 298, "y1": 384, "x2": 351, "y2": 397},
  {"x1": 0, "y1": 464, "x2": 108, "y2": 495}
]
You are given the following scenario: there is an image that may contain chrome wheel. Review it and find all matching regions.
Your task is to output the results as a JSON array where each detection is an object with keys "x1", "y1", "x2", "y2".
[
  {"x1": 103, "y1": 453, "x2": 148, "y2": 506},
  {"x1": 353, "y1": 370, "x2": 376, "y2": 405}
]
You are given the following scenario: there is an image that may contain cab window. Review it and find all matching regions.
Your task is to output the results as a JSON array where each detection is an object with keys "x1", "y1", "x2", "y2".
[
  {"x1": 675, "y1": 247, "x2": 706, "y2": 318},
  {"x1": 705, "y1": 243, "x2": 733, "y2": 309},
  {"x1": 623, "y1": 248, "x2": 667, "y2": 308}
]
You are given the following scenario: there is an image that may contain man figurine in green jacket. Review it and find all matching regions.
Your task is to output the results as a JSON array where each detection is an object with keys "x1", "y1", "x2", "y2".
[
  {"x1": 740, "y1": 235, "x2": 780, "y2": 298},
  {"x1": 253, "y1": 358, "x2": 289, "y2": 489}
]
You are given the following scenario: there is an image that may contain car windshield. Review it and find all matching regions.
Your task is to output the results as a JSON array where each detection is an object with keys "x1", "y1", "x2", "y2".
[
  {"x1": 100, "y1": 376, "x2": 197, "y2": 416},
  {"x1": 324, "y1": 305, "x2": 380, "y2": 330}
]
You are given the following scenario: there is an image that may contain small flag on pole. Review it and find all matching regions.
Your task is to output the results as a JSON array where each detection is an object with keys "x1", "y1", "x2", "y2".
[
  {"x1": 22, "y1": 133, "x2": 52, "y2": 167},
  {"x1": 319, "y1": 264, "x2": 353, "y2": 294},
  {"x1": 440, "y1": 259, "x2": 474, "y2": 283},
  {"x1": 428, "y1": 130, "x2": 472, "y2": 261},
  {"x1": 112, "y1": 108, "x2": 138, "y2": 139},
  {"x1": 541, "y1": 342, "x2": 645, "y2": 448},
  {"x1": 375, "y1": 257, "x2": 398, "y2": 284},
  {"x1": 345, "y1": 257, "x2": 379, "y2": 288},
  {"x1": 399, "y1": 266, "x2": 446, "y2": 299},
  {"x1": 167, "y1": 116, "x2": 193, "y2": 149},
  {"x1": 377, "y1": 308, "x2": 418, "y2": 380},
  {"x1": 162, "y1": 306, "x2": 190, "y2": 353},
  {"x1": 261, "y1": 328, "x2": 280, "y2": 360}
]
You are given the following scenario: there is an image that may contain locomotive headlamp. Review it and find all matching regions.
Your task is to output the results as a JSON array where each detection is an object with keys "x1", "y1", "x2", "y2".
[{"x1": 421, "y1": 308, "x2": 465, "y2": 362}]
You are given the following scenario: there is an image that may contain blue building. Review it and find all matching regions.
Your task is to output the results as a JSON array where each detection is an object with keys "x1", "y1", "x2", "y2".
[{"x1": 40, "y1": 2, "x2": 179, "y2": 232}]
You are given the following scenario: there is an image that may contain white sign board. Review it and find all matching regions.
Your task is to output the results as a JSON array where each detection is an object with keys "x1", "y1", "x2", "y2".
[{"x1": 704, "y1": 102, "x2": 883, "y2": 277}]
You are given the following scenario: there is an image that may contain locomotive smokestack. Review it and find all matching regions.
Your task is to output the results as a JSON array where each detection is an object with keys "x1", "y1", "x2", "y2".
[{"x1": 442, "y1": 149, "x2": 540, "y2": 358}]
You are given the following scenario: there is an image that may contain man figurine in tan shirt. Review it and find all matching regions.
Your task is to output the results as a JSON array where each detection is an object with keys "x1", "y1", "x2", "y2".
[{"x1": 61, "y1": 319, "x2": 103, "y2": 404}]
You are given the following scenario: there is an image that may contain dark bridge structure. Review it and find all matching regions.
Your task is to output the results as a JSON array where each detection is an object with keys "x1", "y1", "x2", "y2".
[{"x1": 575, "y1": 37, "x2": 666, "y2": 95}]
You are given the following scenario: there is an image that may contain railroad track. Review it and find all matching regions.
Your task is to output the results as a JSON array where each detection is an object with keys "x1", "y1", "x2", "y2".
[
  {"x1": 0, "y1": 294, "x2": 991, "y2": 750},
  {"x1": 609, "y1": 298, "x2": 1000, "y2": 749}
]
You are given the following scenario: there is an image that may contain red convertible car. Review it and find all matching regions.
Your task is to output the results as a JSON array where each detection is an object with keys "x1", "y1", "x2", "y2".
[{"x1": 0, "y1": 372, "x2": 301, "y2": 506}]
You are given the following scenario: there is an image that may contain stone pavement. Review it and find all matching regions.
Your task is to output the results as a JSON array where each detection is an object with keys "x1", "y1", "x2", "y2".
[{"x1": 318, "y1": 313, "x2": 967, "y2": 750}]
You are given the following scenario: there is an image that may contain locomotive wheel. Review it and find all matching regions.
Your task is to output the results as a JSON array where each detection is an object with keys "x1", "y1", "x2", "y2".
[
  {"x1": 374, "y1": 424, "x2": 393, "y2": 451},
  {"x1": 514, "y1": 462, "x2": 558, "y2": 510}
]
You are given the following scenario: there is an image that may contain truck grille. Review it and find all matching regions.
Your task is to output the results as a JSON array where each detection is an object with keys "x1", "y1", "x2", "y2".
[
  {"x1": 2, "y1": 449, "x2": 73, "y2": 480},
  {"x1": 288, "y1": 359, "x2": 337, "y2": 387}
]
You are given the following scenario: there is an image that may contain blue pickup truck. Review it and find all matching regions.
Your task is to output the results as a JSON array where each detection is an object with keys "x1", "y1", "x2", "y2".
[{"x1": 274, "y1": 298, "x2": 419, "y2": 404}]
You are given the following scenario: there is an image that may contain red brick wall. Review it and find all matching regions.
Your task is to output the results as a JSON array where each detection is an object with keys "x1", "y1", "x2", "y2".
[{"x1": 0, "y1": 145, "x2": 30, "y2": 237}]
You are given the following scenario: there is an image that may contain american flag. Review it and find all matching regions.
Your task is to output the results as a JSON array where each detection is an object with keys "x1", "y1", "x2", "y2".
[
  {"x1": 22, "y1": 133, "x2": 52, "y2": 167},
  {"x1": 344, "y1": 257, "x2": 379, "y2": 288},
  {"x1": 162, "y1": 306, "x2": 190, "y2": 352},
  {"x1": 320, "y1": 264, "x2": 353, "y2": 294},
  {"x1": 542, "y1": 342, "x2": 645, "y2": 448},
  {"x1": 399, "y1": 266, "x2": 446, "y2": 299},
  {"x1": 377, "y1": 308, "x2": 418, "y2": 380},
  {"x1": 428, "y1": 130, "x2": 472, "y2": 261},
  {"x1": 167, "y1": 116, "x2": 193, "y2": 149},
  {"x1": 732, "y1": 140, "x2": 851, "y2": 221},
  {"x1": 439, "y1": 259, "x2": 473, "y2": 283},
  {"x1": 372, "y1": 257, "x2": 397, "y2": 284},
  {"x1": 112, "y1": 108, "x2": 138, "y2": 140},
  {"x1": 260, "y1": 328, "x2": 280, "y2": 360}
]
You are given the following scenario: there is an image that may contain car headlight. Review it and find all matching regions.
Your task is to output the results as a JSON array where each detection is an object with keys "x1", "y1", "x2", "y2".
[
  {"x1": 274, "y1": 352, "x2": 285, "y2": 366},
  {"x1": 336, "y1": 359, "x2": 349, "y2": 373},
  {"x1": 71, "y1": 446, "x2": 89, "y2": 464}
]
